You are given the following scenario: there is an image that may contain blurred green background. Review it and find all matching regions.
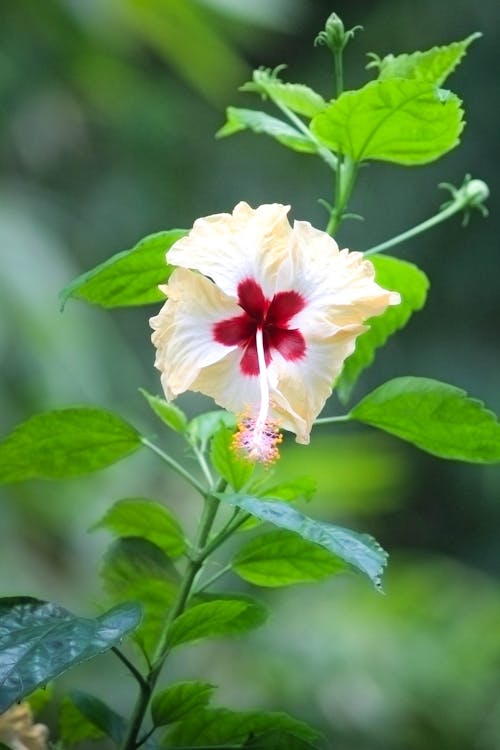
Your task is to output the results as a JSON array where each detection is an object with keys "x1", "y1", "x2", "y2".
[{"x1": 1, "y1": 0, "x2": 500, "y2": 747}]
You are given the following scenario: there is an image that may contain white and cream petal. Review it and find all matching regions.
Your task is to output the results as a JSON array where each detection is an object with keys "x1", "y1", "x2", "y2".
[
  {"x1": 167, "y1": 202, "x2": 292, "y2": 299},
  {"x1": 268, "y1": 326, "x2": 366, "y2": 443},
  {"x1": 150, "y1": 267, "x2": 240, "y2": 399}
]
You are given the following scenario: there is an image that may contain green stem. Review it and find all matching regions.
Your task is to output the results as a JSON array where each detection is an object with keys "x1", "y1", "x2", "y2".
[
  {"x1": 119, "y1": 484, "x2": 227, "y2": 750},
  {"x1": 364, "y1": 195, "x2": 467, "y2": 257},
  {"x1": 195, "y1": 563, "x2": 233, "y2": 595},
  {"x1": 326, "y1": 157, "x2": 358, "y2": 236},
  {"x1": 141, "y1": 437, "x2": 206, "y2": 496},
  {"x1": 274, "y1": 100, "x2": 337, "y2": 171},
  {"x1": 111, "y1": 647, "x2": 149, "y2": 692}
]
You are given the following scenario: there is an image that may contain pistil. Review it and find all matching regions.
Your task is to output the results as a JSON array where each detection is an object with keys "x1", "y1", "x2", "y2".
[{"x1": 233, "y1": 326, "x2": 282, "y2": 465}]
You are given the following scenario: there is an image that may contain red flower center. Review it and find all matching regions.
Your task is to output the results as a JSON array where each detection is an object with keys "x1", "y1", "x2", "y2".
[{"x1": 213, "y1": 278, "x2": 306, "y2": 376}]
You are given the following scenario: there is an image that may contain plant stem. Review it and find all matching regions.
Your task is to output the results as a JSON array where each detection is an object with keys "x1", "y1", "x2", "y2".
[
  {"x1": 326, "y1": 157, "x2": 358, "y2": 236},
  {"x1": 111, "y1": 647, "x2": 149, "y2": 692},
  {"x1": 274, "y1": 100, "x2": 337, "y2": 171},
  {"x1": 119, "y1": 484, "x2": 227, "y2": 750},
  {"x1": 141, "y1": 437, "x2": 206, "y2": 496},
  {"x1": 364, "y1": 193, "x2": 469, "y2": 257}
]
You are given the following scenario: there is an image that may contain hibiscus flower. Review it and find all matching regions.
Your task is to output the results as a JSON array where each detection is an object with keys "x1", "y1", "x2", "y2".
[{"x1": 151, "y1": 202, "x2": 399, "y2": 462}]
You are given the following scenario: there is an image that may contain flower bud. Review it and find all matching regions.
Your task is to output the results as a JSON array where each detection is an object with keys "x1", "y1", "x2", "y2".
[
  {"x1": 315, "y1": 13, "x2": 362, "y2": 53},
  {"x1": 462, "y1": 178, "x2": 489, "y2": 207}
]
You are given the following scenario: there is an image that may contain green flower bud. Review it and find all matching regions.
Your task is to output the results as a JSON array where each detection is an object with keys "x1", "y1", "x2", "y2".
[{"x1": 315, "y1": 13, "x2": 362, "y2": 53}]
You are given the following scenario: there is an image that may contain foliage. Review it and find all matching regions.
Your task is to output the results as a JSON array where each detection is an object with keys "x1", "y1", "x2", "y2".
[{"x1": 0, "y1": 11, "x2": 494, "y2": 750}]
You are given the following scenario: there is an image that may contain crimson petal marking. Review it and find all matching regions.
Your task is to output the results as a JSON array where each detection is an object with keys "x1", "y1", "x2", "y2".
[
  {"x1": 240, "y1": 340, "x2": 259, "y2": 376},
  {"x1": 266, "y1": 290, "x2": 305, "y2": 327},
  {"x1": 237, "y1": 278, "x2": 269, "y2": 321},
  {"x1": 267, "y1": 326, "x2": 306, "y2": 361},
  {"x1": 213, "y1": 314, "x2": 254, "y2": 347}
]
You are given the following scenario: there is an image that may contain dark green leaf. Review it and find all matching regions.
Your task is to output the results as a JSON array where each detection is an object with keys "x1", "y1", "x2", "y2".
[
  {"x1": 169, "y1": 596, "x2": 266, "y2": 647},
  {"x1": 60, "y1": 696, "x2": 106, "y2": 746},
  {"x1": 59, "y1": 230, "x2": 186, "y2": 310},
  {"x1": 139, "y1": 388, "x2": 188, "y2": 433},
  {"x1": 93, "y1": 497, "x2": 186, "y2": 558},
  {"x1": 371, "y1": 33, "x2": 481, "y2": 86},
  {"x1": 0, "y1": 598, "x2": 140, "y2": 712},
  {"x1": 216, "y1": 107, "x2": 317, "y2": 154},
  {"x1": 168, "y1": 708, "x2": 321, "y2": 748},
  {"x1": 187, "y1": 410, "x2": 235, "y2": 451},
  {"x1": 337, "y1": 255, "x2": 429, "y2": 403},
  {"x1": 311, "y1": 79, "x2": 463, "y2": 164},
  {"x1": 233, "y1": 530, "x2": 346, "y2": 587},
  {"x1": 350, "y1": 377, "x2": 500, "y2": 463},
  {"x1": 216, "y1": 494, "x2": 387, "y2": 591},
  {"x1": 210, "y1": 426, "x2": 254, "y2": 490},
  {"x1": 151, "y1": 680, "x2": 215, "y2": 727},
  {"x1": 0, "y1": 408, "x2": 142, "y2": 483},
  {"x1": 69, "y1": 691, "x2": 126, "y2": 745},
  {"x1": 100, "y1": 537, "x2": 178, "y2": 657}
]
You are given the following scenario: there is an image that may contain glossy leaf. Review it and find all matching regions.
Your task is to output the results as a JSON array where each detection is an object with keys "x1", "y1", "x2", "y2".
[
  {"x1": 93, "y1": 497, "x2": 186, "y2": 558},
  {"x1": 210, "y1": 426, "x2": 254, "y2": 490},
  {"x1": 0, "y1": 598, "x2": 140, "y2": 711},
  {"x1": 100, "y1": 537, "x2": 178, "y2": 656},
  {"x1": 217, "y1": 494, "x2": 387, "y2": 591},
  {"x1": 68, "y1": 691, "x2": 126, "y2": 745},
  {"x1": 151, "y1": 680, "x2": 215, "y2": 727},
  {"x1": 59, "y1": 230, "x2": 185, "y2": 309},
  {"x1": 0, "y1": 408, "x2": 142, "y2": 483},
  {"x1": 168, "y1": 707, "x2": 321, "y2": 748},
  {"x1": 169, "y1": 595, "x2": 266, "y2": 647},
  {"x1": 350, "y1": 377, "x2": 500, "y2": 463},
  {"x1": 371, "y1": 33, "x2": 481, "y2": 86},
  {"x1": 233, "y1": 530, "x2": 347, "y2": 587},
  {"x1": 311, "y1": 79, "x2": 464, "y2": 164},
  {"x1": 241, "y1": 68, "x2": 327, "y2": 117},
  {"x1": 216, "y1": 107, "x2": 317, "y2": 154},
  {"x1": 139, "y1": 388, "x2": 188, "y2": 434},
  {"x1": 337, "y1": 255, "x2": 429, "y2": 403}
]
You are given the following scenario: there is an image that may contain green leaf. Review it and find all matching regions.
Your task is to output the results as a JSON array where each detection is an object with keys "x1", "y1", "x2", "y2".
[
  {"x1": 0, "y1": 598, "x2": 140, "y2": 712},
  {"x1": 100, "y1": 537, "x2": 178, "y2": 657},
  {"x1": 216, "y1": 107, "x2": 317, "y2": 154},
  {"x1": 210, "y1": 426, "x2": 254, "y2": 490},
  {"x1": 59, "y1": 230, "x2": 186, "y2": 310},
  {"x1": 350, "y1": 376, "x2": 500, "y2": 463},
  {"x1": 187, "y1": 410, "x2": 235, "y2": 451},
  {"x1": 241, "y1": 67, "x2": 327, "y2": 118},
  {"x1": 93, "y1": 497, "x2": 186, "y2": 558},
  {"x1": 68, "y1": 691, "x2": 126, "y2": 745},
  {"x1": 233, "y1": 529, "x2": 346, "y2": 587},
  {"x1": 139, "y1": 388, "x2": 188, "y2": 433},
  {"x1": 216, "y1": 494, "x2": 387, "y2": 591},
  {"x1": 337, "y1": 255, "x2": 429, "y2": 403},
  {"x1": 370, "y1": 33, "x2": 481, "y2": 86},
  {"x1": 169, "y1": 595, "x2": 267, "y2": 647},
  {"x1": 192, "y1": 593, "x2": 268, "y2": 634},
  {"x1": 28, "y1": 683, "x2": 53, "y2": 714},
  {"x1": 151, "y1": 680, "x2": 215, "y2": 727},
  {"x1": 0, "y1": 408, "x2": 142, "y2": 483},
  {"x1": 252, "y1": 475, "x2": 316, "y2": 503},
  {"x1": 311, "y1": 79, "x2": 464, "y2": 164},
  {"x1": 60, "y1": 696, "x2": 106, "y2": 747},
  {"x1": 168, "y1": 708, "x2": 321, "y2": 748}
]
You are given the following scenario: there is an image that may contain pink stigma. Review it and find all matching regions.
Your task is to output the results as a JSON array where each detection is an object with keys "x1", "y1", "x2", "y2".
[{"x1": 212, "y1": 278, "x2": 306, "y2": 375}]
